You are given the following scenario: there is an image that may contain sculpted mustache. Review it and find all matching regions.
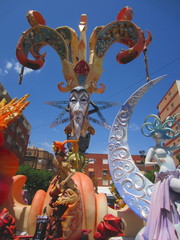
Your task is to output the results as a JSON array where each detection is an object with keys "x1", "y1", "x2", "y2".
[
  {"x1": 72, "y1": 112, "x2": 83, "y2": 119},
  {"x1": 74, "y1": 120, "x2": 81, "y2": 138}
]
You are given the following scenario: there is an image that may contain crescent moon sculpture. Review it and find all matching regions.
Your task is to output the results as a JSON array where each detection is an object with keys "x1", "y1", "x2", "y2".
[{"x1": 108, "y1": 75, "x2": 166, "y2": 221}]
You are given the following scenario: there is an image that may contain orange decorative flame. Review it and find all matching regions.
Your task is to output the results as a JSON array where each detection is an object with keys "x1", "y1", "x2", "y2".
[
  {"x1": 0, "y1": 94, "x2": 30, "y2": 178},
  {"x1": 0, "y1": 94, "x2": 30, "y2": 131}
]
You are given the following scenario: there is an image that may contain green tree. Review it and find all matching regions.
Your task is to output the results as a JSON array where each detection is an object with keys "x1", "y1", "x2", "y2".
[
  {"x1": 16, "y1": 165, "x2": 54, "y2": 203},
  {"x1": 176, "y1": 153, "x2": 180, "y2": 165},
  {"x1": 144, "y1": 169, "x2": 156, "y2": 183}
]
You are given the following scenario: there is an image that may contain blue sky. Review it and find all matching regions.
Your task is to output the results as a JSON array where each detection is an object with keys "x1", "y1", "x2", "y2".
[{"x1": 0, "y1": 0, "x2": 180, "y2": 155}]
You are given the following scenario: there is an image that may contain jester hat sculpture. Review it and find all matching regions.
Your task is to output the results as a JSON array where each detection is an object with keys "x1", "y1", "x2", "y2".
[
  {"x1": 16, "y1": 6, "x2": 152, "y2": 89},
  {"x1": 16, "y1": 6, "x2": 152, "y2": 172}
]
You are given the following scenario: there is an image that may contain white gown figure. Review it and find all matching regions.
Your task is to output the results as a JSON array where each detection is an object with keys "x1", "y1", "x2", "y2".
[{"x1": 136, "y1": 114, "x2": 180, "y2": 240}]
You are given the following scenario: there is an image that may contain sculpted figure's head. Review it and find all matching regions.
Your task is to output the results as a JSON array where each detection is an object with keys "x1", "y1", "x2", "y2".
[
  {"x1": 152, "y1": 132, "x2": 163, "y2": 145},
  {"x1": 69, "y1": 86, "x2": 90, "y2": 139},
  {"x1": 141, "y1": 113, "x2": 180, "y2": 144}
]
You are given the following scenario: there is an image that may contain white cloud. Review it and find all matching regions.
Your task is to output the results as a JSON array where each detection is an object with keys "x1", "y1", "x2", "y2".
[
  {"x1": 52, "y1": 127, "x2": 61, "y2": 133},
  {"x1": 6, "y1": 61, "x2": 13, "y2": 69},
  {"x1": 0, "y1": 61, "x2": 13, "y2": 76},
  {"x1": 102, "y1": 149, "x2": 108, "y2": 154},
  {"x1": 129, "y1": 123, "x2": 140, "y2": 131},
  {"x1": 14, "y1": 62, "x2": 33, "y2": 75},
  {"x1": 0, "y1": 60, "x2": 35, "y2": 77},
  {"x1": 13, "y1": 62, "x2": 21, "y2": 73},
  {"x1": 40, "y1": 141, "x2": 53, "y2": 152}
]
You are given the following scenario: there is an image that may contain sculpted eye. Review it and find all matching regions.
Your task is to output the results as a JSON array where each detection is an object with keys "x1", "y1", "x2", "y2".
[
  {"x1": 70, "y1": 97, "x2": 77, "y2": 103},
  {"x1": 81, "y1": 98, "x2": 87, "y2": 102},
  {"x1": 80, "y1": 93, "x2": 88, "y2": 103}
]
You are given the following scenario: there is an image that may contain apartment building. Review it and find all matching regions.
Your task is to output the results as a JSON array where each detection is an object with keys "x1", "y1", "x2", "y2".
[
  {"x1": 157, "y1": 80, "x2": 180, "y2": 158},
  {"x1": 85, "y1": 153, "x2": 146, "y2": 198},
  {"x1": 0, "y1": 83, "x2": 31, "y2": 164},
  {"x1": 25, "y1": 146, "x2": 54, "y2": 170}
]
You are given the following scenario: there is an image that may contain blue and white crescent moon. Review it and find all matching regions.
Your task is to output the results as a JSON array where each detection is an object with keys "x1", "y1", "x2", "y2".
[{"x1": 108, "y1": 75, "x2": 166, "y2": 221}]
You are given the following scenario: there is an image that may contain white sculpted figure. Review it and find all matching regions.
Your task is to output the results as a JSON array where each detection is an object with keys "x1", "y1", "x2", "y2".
[{"x1": 136, "y1": 114, "x2": 180, "y2": 240}]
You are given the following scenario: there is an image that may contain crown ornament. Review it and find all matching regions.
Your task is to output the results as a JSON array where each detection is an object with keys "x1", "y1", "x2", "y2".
[{"x1": 16, "y1": 6, "x2": 152, "y2": 92}]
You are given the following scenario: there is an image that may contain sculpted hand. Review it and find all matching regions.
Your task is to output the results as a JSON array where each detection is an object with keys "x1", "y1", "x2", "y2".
[
  {"x1": 60, "y1": 180, "x2": 65, "y2": 186},
  {"x1": 56, "y1": 180, "x2": 65, "y2": 191},
  {"x1": 158, "y1": 158, "x2": 166, "y2": 163}
]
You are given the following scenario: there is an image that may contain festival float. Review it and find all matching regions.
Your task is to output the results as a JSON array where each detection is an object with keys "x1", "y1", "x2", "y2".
[{"x1": 1, "y1": 5, "x2": 179, "y2": 240}]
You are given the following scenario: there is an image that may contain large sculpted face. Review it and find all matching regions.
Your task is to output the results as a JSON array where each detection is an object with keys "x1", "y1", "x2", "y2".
[{"x1": 69, "y1": 87, "x2": 90, "y2": 138}]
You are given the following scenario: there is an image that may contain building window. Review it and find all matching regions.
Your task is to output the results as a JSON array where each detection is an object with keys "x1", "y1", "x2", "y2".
[
  {"x1": 103, "y1": 169, "x2": 108, "y2": 177},
  {"x1": 15, "y1": 143, "x2": 19, "y2": 150},
  {"x1": 88, "y1": 168, "x2": 95, "y2": 178},
  {"x1": 89, "y1": 168, "x2": 94, "y2": 171},
  {"x1": 171, "y1": 102, "x2": 174, "y2": 108},
  {"x1": 21, "y1": 134, "x2": 25, "y2": 141},
  {"x1": 23, "y1": 118, "x2": 31, "y2": 129},
  {"x1": 19, "y1": 116, "x2": 24, "y2": 123},
  {"x1": 7, "y1": 135, "x2": 12, "y2": 144},
  {"x1": 17, "y1": 127, "x2": 22, "y2": 135},
  {"x1": 136, "y1": 160, "x2": 142, "y2": 164},
  {"x1": 169, "y1": 91, "x2": 172, "y2": 96},
  {"x1": 102, "y1": 179, "x2": 108, "y2": 186},
  {"x1": 103, "y1": 159, "x2": 108, "y2": 164},
  {"x1": 89, "y1": 158, "x2": 95, "y2": 164},
  {"x1": 89, "y1": 172, "x2": 95, "y2": 178},
  {"x1": 19, "y1": 146, "x2": 22, "y2": 152},
  {"x1": 27, "y1": 151, "x2": 32, "y2": 156},
  {"x1": 11, "y1": 123, "x2": 15, "y2": 131}
]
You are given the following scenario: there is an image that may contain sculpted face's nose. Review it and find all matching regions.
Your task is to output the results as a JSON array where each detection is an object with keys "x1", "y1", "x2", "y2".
[{"x1": 74, "y1": 101, "x2": 80, "y2": 111}]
